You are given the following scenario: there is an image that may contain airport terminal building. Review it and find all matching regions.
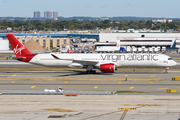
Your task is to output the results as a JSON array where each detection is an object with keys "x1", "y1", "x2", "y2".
[
  {"x1": 1, "y1": 33, "x2": 180, "y2": 53},
  {"x1": 0, "y1": 34, "x2": 99, "y2": 53},
  {"x1": 99, "y1": 33, "x2": 180, "y2": 53}
]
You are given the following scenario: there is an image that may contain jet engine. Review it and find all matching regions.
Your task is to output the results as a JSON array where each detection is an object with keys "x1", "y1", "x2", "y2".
[{"x1": 100, "y1": 63, "x2": 116, "y2": 73}]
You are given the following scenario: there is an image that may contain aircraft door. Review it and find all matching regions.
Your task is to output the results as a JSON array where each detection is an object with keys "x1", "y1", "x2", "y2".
[{"x1": 36, "y1": 56, "x2": 39, "y2": 62}]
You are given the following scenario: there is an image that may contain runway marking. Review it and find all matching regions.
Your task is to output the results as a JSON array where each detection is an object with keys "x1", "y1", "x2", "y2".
[
  {"x1": 157, "y1": 88, "x2": 169, "y2": 90},
  {"x1": 94, "y1": 86, "x2": 98, "y2": 89},
  {"x1": 172, "y1": 78, "x2": 180, "y2": 80},
  {"x1": 167, "y1": 89, "x2": 177, "y2": 93},
  {"x1": 64, "y1": 81, "x2": 67, "y2": 83},
  {"x1": 11, "y1": 81, "x2": 15, "y2": 83},
  {"x1": 125, "y1": 75, "x2": 128, "y2": 77},
  {"x1": 12, "y1": 74, "x2": 16, "y2": 77},
  {"x1": 119, "y1": 108, "x2": 136, "y2": 120},
  {"x1": 118, "y1": 82, "x2": 121, "y2": 83},
  {"x1": 149, "y1": 82, "x2": 153, "y2": 83},
  {"x1": 31, "y1": 86, "x2": 36, "y2": 88},
  {"x1": 150, "y1": 75, "x2": 156, "y2": 77},
  {"x1": 61, "y1": 114, "x2": 67, "y2": 118},
  {"x1": 48, "y1": 114, "x2": 67, "y2": 118},
  {"x1": 129, "y1": 86, "x2": 134, "y2": 89},
  {"x1": 44, "y1": 108, "x2": 77, "y2": 112},
  {"x1": 80, "y1": 111, "x2": 118, "y2": 120},
  {"x1": 122, "y1": 104, "x2": 131, "y2": 106},
  {"x1": 119, "y1": 108, "x2": 136, "y2": 110},
  {"x1": 135, "y1": 104, "x2": 161, "y2": 106},
  {"x1": 172, "y1": 81, "x2": 180, "y2": 83},
  {"x1": 120, "y1": 109, "x2": 128, "y2": 120},
  {"x1": 68, "y1": 75, "x2": 71, "y2": 76}
]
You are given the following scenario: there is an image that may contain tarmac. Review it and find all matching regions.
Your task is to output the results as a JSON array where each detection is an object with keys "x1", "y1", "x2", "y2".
[
  {"x1": 0, "y1": 80, "x2": 180, "y2": 93},
  {"x1": 0, "y1": 95, "x2": 180, "y2": 120},
  {"x1": 0, "y1": 60, "x2": 180, "y2": 120},
  {"x1": 1, "y1": 70, "x2": 180, "y2": 93}
]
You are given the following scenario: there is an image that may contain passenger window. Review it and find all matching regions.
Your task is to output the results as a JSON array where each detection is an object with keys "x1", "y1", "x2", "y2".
[{"x1": 168, "y1": 58, "x2": 172, "y2": 60}]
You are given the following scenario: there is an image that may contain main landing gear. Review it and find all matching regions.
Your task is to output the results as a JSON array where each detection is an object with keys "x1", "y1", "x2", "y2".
[
  {"x1": 164, "y1": 67, "x2": 169, "y2": 74},
  {"x1": 84, "y1": 65, "x2": 96, "y2": 74},
  {"x1": 84, "y1": 70, "x2": 96, "y2": 74}
]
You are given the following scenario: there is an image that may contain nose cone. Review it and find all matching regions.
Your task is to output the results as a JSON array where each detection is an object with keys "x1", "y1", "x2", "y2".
[{"x1": 173, "y1": 60, "x2": 177, "y2": 66}]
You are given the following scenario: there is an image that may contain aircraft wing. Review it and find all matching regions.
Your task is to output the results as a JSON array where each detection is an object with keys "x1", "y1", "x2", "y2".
[{"x1": 51, "y1": 54, "x2": 98, "y2": 66}]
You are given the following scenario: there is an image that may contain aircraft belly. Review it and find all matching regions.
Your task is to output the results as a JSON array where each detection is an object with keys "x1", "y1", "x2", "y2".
[{"x1": 30, "y1": 58, "x2": 72, "y2": 67}]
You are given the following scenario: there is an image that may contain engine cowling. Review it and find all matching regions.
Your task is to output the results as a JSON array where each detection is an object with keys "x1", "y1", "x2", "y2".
[{"x1": 100, "y1": 63, "x2": 116, "y2": 73}]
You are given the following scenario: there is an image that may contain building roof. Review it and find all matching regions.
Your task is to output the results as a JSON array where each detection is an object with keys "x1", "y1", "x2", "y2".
[
  {"x1": 25, "y1": 39, "x2": 44, "y2": 50},
  {"x1": 0, "y1": 33, "x2": 99, "y2": 38}
]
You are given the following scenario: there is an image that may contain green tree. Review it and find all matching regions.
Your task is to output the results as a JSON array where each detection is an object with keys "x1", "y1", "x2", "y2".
[{"x1": 145, "y1": 20, "x2": 153, "y2": 29}]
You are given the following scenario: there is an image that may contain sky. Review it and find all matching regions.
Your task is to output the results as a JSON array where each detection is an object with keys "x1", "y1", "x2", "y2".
[{"x1": 0, "y1": 0, "x2": 180, "y2": 18}]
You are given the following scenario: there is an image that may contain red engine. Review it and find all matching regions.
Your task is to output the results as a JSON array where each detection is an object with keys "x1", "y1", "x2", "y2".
[{"x1": 100, "y1": 63, "x2": 116, "y2": 73}]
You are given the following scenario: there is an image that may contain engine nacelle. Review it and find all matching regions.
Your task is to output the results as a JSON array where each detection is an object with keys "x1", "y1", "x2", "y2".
[{"x1": 100, "y1": 63, "x2": 116, "y2": 73}]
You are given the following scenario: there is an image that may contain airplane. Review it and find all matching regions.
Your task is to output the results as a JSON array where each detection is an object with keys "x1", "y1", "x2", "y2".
[{"x1": 6, "y1": 34, "x2": 177, "y2": 74}]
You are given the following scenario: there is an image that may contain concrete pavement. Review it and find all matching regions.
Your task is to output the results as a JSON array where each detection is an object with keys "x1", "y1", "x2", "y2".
[{"x1": 0, "y1": 95, "x2": 180, "y2": 120}]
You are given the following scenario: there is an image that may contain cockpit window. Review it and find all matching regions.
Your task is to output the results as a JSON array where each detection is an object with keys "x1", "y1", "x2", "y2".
[{"x1": 168, "y1": 58, "x2": 173, "y2": 60}]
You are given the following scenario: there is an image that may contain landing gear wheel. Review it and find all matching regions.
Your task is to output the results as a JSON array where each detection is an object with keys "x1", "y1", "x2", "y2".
[
  {"x1": 84, "y1": 70, "x2": 96, "y2": 74},
  {"x1": 164, "y1": 68, "x2": 168, "y2": 74},
  {"x1": 92, "y1": 70, "x2": 96, "y2": 74}
]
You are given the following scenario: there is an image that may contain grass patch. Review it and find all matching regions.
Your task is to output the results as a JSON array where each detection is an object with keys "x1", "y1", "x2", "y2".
[
  {"x1": 0, "y1": 58, "x2": 7, "y2": 60},
  {"x1": 116, "y1": 91, "x2": 147, "y2": 93},
  {"x1": 172, "y1": 58, "x2": 180, "y2": 60}
]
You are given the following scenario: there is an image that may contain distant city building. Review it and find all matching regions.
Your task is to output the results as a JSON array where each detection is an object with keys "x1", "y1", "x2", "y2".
[
  {"x1": 34, "y1": 11, "x2": 41, "y2": 19},
  {"x1": 47, "y1": 11, "x2": 52, "y2": 19},
  {"x1": 152, "y1": 18, "x2": 172, "y2": 23},
  {"x1": 44, "y1": 11, "x2": 47, "y2": 18},
  {"x1": 53, "y1": 11, "x2": 58, "y2": 20},
  {"x1": 44, "y1": 11, "x2": 52, "y2": 19}
]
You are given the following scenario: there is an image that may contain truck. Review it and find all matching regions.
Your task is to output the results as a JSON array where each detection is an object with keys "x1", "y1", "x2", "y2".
[{"x1": 44, "y1": 87, "x2": 64, "y2": 93}]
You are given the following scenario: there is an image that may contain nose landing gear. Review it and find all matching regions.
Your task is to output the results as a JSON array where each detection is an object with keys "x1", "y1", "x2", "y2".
[{"x1": 164, "y1": 67, "x2": 169, "y2": 74}]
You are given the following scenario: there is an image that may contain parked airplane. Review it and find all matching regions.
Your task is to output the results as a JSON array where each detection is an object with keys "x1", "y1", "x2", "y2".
[{"x1": 6, "y1": 34, "x2": 177, "y2": 74}]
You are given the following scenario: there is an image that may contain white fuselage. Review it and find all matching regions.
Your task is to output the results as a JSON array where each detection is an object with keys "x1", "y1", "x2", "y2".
[{"x1": 28, "y1": 53, "x2": 177, "y2": 68}]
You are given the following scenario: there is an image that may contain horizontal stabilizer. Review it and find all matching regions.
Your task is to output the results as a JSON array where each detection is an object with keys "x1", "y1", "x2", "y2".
[{"x1": 12, "y1": 57, "x2": 26, "y2": 60}]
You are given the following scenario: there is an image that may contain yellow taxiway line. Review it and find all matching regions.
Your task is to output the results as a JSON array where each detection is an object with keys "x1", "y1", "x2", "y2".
[{"x1": 31, "y1": 86, "x2": 36, "y2": 88}]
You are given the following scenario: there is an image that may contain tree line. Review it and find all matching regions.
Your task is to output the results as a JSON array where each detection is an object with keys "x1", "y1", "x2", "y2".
[{"x1": 0, "y1": 20, "x2": 180, "y2": 32}]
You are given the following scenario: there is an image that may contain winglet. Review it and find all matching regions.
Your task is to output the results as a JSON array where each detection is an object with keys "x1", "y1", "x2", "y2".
[
  {"x1": 51, "y1": 54, "x2": 60, "y2": 59},
  {"x1": 67, "y1": 50, "x2": 73, "y2": 53}
]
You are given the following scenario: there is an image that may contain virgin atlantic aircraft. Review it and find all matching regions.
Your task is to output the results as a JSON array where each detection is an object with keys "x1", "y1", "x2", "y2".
[{"x1": 6, "y1": 34, "x2": 177, "y2": 74}]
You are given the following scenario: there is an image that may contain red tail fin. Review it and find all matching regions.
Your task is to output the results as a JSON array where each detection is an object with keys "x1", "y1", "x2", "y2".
[
  {"x1": 6, "y1": 34, "x2": 32, "y2": 56},
  {"x1": 67, "y1": 50, "x2": 73, "y2": 53}
]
